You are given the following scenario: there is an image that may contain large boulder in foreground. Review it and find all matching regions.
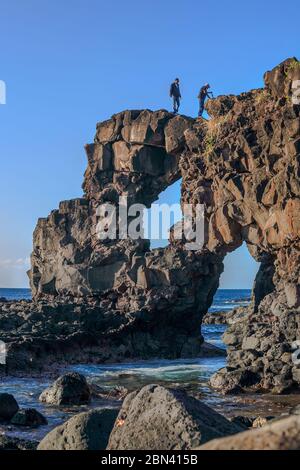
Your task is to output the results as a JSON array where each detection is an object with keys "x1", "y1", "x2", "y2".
[
  {"x1": 38, "y1": 408, "x2": 119, "y2": 450},
  {"x1": 0, "y1": 393, "x2": 19, "y2": 421},
  {"x1": 195, "y1": 415, "x2": 300, "y2": 450},
  {"x1": 107, "y1": 384, "x2": 242, "y2": 450},
  {"x1": 39, "y1": 372, "x2": 91, "y2": 406}
]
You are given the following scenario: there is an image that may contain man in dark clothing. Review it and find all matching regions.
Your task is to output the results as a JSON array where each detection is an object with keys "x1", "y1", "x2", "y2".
[
  {"x1": 198, "y1": 83, "x2": 213, "y2": 117},
  {"x1": 170, "y1": 78, "x2": 181, "y2": 114}
]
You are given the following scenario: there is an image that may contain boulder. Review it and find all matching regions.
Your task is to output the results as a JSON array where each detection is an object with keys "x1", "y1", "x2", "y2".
[
  {"x1": 38, "y1": 408, "x2": 118, "y2": 450},
  {"x1": 202, "y1": 306, "x2": 250, "y2": 325},
  {"x1": 209, "y1": 368, "x2": 260, "y2": 394},
  {"x1": 289, "y1": 404, "x2": 300, "y2": 416},
  {"x1": 90, "y1": 384, "x2": 128, "y2": 400},
  {"x1": 107, "y1": 384, "x2": 242, "y2": 450},
  {"x1": 195, "y1": 415, "x2": 300, "y2": 450},
  {"x1": 230, "y1": 415, "x2": 254, "y2": 429},
  {"x1": 252, "y1": 416, "x2": 274, "y2": 428},
  {"x1": 11, "y1": 408, "x2": 48, "y2": 427},
  {"x1": 202, "y1": 310, "x2": 228, "y2": 325},
  {"x1": 0, "y1": 393, "x2": 19, "y2": 421},
  {"x1": 39, "y1": 372, "x2": 91, "y2": 406}
]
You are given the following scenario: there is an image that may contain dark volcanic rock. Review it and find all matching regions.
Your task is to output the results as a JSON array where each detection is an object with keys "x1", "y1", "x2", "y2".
[
  {"x1": 202, "y1": 310, "x2": 229, "y2": 325},
  {"x1": 230, "y1": 415, "x2": 274, "y2": 429},
  {"x1": 11, "y1": 408, "x2": 48, "y2": 427},
  {"x1": 210, "y1": 367, "x2": 261, "y2": 395},
  {"x1": 107, "y1": 384, "x2": 242, "y2": 450},
  {"x1": 195, "y1": 415, "x2": 300, "y2": 450},
  {"x1": 37, "y1": 408, "x2": 118, "y2": 450},
  {"x1": 0, "y1": 435, "x2": 38, "y2": 450},
  {"x1": 39, "y1": 372, "x2": 91, "y2": 406},
  {"x1": 202, "y1": 306, "x2": 250, "y2": 325},
  {"x1": 0, "y1": 393, "x2": 19, "y2": 421},
  {"x1": 0, "y1": 59, "x2": 299, "y2": 391},
  {"x1": 199, "y1": 341, "x2": 226, "y2": 357},
  {"x1": 90, "y1": 384, "x2": 128, "y2": 400},
  {"x1": 230, "y1": 415, "x2": 254, "y2": 429}
]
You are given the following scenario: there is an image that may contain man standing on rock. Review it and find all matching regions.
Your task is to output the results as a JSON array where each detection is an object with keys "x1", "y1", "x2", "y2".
[
  {"x1": 170, "y1": 78, "x2": 181, "y2": 114},
  {"x1": 198, "y1": 83, "x2": 213, "y2": 117}
]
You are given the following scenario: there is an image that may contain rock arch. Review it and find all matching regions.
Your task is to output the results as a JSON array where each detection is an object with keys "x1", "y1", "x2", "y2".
[{"x1": 28, "y1": 58, "x2": 300, "y2": 390}]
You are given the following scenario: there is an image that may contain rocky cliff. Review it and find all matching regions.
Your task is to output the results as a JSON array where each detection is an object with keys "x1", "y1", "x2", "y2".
[{"x1": 5, "y1": 58, "x2": 300, "y2": 389}]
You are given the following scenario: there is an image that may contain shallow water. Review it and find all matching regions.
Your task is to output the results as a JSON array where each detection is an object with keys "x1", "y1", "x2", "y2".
[
  {"x1": 1, "y1": 357, "x2": 228, "y2": 441},
  {"x1": 202, "y1": 324, "x2": 227, "y2": 349},
  {"x1": 1, "y1": 354, "x2": 298, "y2": 443}
]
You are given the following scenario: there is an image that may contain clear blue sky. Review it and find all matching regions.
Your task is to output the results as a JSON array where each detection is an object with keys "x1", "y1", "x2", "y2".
[{"x1": 0, "y1": 0, "x2": 299, "y2": 288}]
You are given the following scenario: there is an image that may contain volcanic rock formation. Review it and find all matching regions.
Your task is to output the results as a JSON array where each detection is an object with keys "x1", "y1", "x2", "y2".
[{"x1": 1, "y1": 58, "x2": 300, "y2": 391}]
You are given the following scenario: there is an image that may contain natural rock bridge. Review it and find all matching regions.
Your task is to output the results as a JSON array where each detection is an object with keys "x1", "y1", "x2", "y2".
[{"x1": 2, "y1": 59, "x2": 300, "y2": 393}]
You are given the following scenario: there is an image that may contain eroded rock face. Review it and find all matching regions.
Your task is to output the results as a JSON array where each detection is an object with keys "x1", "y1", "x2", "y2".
[
  {"x1": 7, "y1": 58, "x2": 300, "y2": 387},
  {"x1": 24, "y1": 109, "x2": 222, "y2": 366}
]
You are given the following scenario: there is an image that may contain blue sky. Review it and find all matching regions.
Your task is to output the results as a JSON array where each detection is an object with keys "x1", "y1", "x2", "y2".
[{"x1": 0, "y1": 0, "x2": 299, "y2": 288}]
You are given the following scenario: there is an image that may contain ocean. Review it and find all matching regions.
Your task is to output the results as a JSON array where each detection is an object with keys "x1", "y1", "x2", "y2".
[
  {"x1": 0, "y1": 287, "x2": 251, "y2": 307},
  {"x1": 0, "y1": 288, "x2": 32, "y2": 301}
]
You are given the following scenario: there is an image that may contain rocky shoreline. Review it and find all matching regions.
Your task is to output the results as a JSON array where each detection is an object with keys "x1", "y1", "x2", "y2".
[
  {"x1": 1, "y1": 58, "x2": 300, "y2": 450},
  {"x1": 0, "y1": 297, "x2": 225, "y2": 375},
  {"x1": 203, "y1": 306, "x2": 250, "y2": 325},
  {"x1": 22, "y1": 57, "x2": 300, "y2": 394},
  {"x1": 1, "y1": 373, "x2": 300, "y2": 450},
  {"x1": 1, "y1": 332, "x2": 300, "y2": 450}
]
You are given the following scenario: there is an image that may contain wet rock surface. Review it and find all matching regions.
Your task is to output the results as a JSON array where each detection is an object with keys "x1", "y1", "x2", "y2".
[
  {"x1": 39, "y1": 372, "x2": 91, "y2": 406},
  {"x1": 11, "y1": 408, "x2": 48, "y2": 427}
]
